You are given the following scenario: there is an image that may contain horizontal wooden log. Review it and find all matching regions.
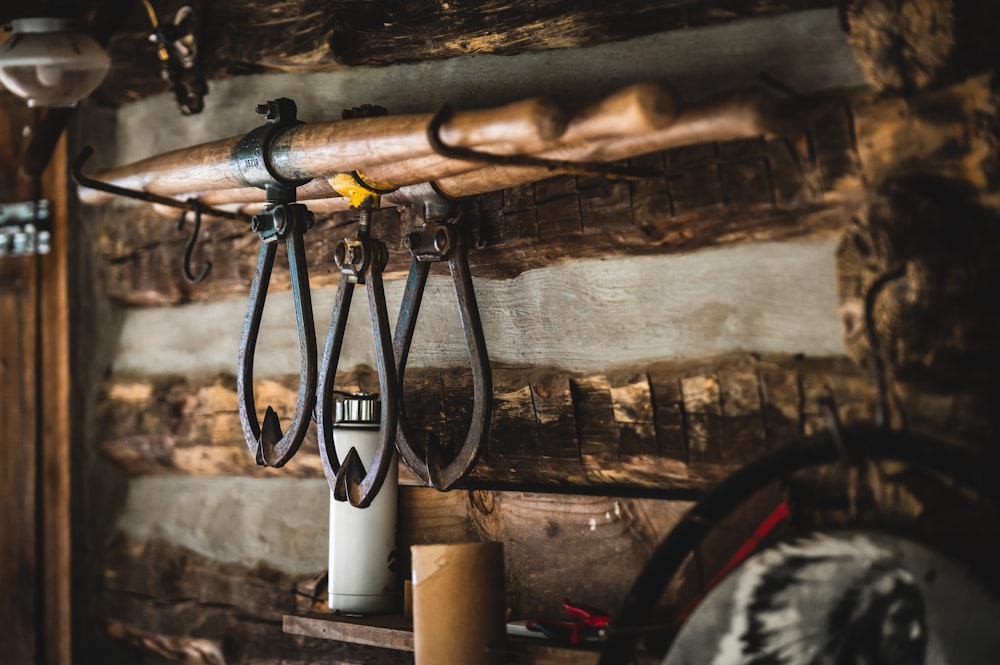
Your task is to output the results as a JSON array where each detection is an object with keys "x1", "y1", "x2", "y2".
[
  {"x1": 95, "y1": 355, "x2": 891, "y2": 493},
  {"x1": 92, "y1": 9, "x2": 863, "y2": 171},
  {"x1": 95, "y1": 1, "x2": 838, "y2": 106}
]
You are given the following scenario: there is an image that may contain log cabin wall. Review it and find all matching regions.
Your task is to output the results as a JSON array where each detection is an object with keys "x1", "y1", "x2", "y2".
[{"x1": 56, "y1": 2, "x2": 1000, "y2": 664}]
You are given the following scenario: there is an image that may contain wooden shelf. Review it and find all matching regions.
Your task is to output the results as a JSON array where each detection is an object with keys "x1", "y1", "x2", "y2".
[
  {"x1": 284, "y1": 613, "x2": 414, "y2": 652},
  {"x1": 283, "y1": 613, "x2": 620, "y2": 664}
]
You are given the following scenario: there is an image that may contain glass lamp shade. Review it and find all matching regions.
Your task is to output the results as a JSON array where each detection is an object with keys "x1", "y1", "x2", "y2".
[{"x1": 0, "y1": 17, "x2": 110, "y2": 107}]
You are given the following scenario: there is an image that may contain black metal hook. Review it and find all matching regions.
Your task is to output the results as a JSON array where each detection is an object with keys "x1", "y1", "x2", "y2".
[
  {"x1": 176, "y1": 200, "x2": 212, "y2": 283},
  {"x1": 426, "y1": 104, "x2": 663, "y2": 182},
  {"x1": 72, "y1": 146, "x2": 250, "y2": 223},
  {"x1": 863, "y1": 265, "x2": 907, "y2": 429},
  {"x1": 316, "y1": 204, "x2": 400, "y2": 508},
  {"x1": 392, "y1": 216, "x2": 492, "y2": 490}
]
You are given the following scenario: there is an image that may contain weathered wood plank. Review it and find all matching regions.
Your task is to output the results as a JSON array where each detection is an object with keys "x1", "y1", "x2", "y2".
[
  {"x1": 0, "y1": 98, "x2": 40, "y2": 665},
  {"x1": 95, "y1": 2, "x2": 840, "y2": 106},
  {"x1": 835, "y1": 76, "x2": 1000, "y2": 400},
  {"x1": 95, "y1": 355, "x2": 898, "y2": 493},
  {"x1": 283, "y1": 614, "x2": 414, "y2": 652},
  {"x1": 0, "y1": 245, "x2": 38, "y2": 665},
  {"x1": 283, "y1": 613, "x2": 663, "y2": 664},
  {"x1": 0, "y1": 98, "x2": 73, "y2": 665}
]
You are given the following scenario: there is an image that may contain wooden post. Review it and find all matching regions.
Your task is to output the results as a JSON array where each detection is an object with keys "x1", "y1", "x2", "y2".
[{"x1": 0, "y1": 97, "x2": 71, "y2": 665}]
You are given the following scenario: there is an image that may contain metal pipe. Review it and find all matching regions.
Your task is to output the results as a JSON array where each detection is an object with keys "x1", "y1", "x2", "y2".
[
  {"x1": 143, "y1": 87, "x2": 787, "y2": 214},
  {"x1": 78, "y1": 96, "x2": 568, "y2": 205},
  {"x1": 79, "y1": 82, "x2": 682, "y2": 207}
]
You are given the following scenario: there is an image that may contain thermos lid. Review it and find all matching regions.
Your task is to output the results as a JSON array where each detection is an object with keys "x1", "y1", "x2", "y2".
[{"x1": 335, "y1": 392, "x2": 380, "y2": 425}]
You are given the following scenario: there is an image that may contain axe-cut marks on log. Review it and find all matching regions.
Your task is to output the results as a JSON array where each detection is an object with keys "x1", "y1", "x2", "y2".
[{"x1": 96, "y1": 355, "x2": 893, "y2": 493}]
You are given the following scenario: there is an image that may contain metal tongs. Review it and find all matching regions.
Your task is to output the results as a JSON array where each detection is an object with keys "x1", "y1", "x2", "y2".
[
  {"x1": 316, "y1": 201, "x2": 400, "y2": 508},
  {"x1": 235, "y1": 98, "x2": 318, "y2": 468},
  {"x1": 393, "y1": 201, "x2": 492, "y2": 490}
]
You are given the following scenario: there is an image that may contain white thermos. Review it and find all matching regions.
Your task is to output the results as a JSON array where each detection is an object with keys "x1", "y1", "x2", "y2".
[{"x1": 328, "y1": 393, "x2": 399, "y2": 614}]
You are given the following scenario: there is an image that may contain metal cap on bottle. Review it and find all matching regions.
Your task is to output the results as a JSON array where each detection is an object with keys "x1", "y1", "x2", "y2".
[{"x1": 334, "y1": 392, "x2": 380, "y2": 426}]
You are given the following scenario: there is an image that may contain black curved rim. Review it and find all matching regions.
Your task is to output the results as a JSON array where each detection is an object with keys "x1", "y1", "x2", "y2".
[{"x1": 598, "y1": 426, "x2": 995, "y2": 665}]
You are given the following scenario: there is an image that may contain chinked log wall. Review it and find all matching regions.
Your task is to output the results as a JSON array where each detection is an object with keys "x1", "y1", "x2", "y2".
[{"x1": 76, "y1": 7, "x2": 999, "y2": 665}]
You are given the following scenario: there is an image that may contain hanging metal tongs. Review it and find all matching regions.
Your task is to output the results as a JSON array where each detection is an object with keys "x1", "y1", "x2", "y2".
[
  {"x1": 235, "y1": 98, "x2": 318, "y2": 468},
  {"x1": 315, "y1": 200, "x2": 400, "y2": 508},
  {"x1": 393, "y1": 197, "x2": 492, "y2": 490}
]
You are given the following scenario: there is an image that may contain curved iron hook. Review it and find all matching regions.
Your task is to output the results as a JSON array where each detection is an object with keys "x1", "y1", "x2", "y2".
[
  {"x1": 236, "y1": 203, "x2": 317, "y2": 467},
  {"x1": 71, "y1": 146, "x2": 250, "y2": 223},
  {"x1": 176, "y1": 200, "x2": 212, "y2": 283},
  {"x1": 316, "y1": 210, "x2": 400, "y2": 508},
  {"x1": 427, "y1": 104, "x2": 664, "y2": 181},
  {"x1": 863, "y1": 265, "x2": 907, "y2": 430},
  {"x1": 392, "y1": 219, "x2": 492, "y2": 490}
]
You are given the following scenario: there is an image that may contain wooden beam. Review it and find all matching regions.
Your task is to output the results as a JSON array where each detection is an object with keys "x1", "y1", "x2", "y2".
[
  {"x1": 283, "y1": 614, "x2": 414, "y2": 652},
  {"x1": 282, "y1": 614, "x2": 664, "y2": 664},
  {"x1": 0, "y1": 98, "x2": 72, "y2": 665},
  {"x1": 94, "y1": 355, "x2": 889, "y2": 492},
  {"x1": 96, "y1": 1, "x2": 838, "y2": 106},
  {"x1": 0, "y1": 213, "x2": 39, "y2": 664},
  {"x1": 40, "y1": 133, "x2": 72, "y2": 665}
]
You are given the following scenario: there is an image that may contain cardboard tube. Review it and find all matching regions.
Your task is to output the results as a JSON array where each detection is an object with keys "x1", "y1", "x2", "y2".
[{"x1": 411, "y1": 542, "x2": 505, "y2": 665}]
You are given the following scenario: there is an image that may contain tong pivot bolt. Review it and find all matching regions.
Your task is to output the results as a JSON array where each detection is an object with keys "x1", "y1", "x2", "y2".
[
  {"x1": 335, "y1": 236, "x2": 387, "y2": 284},
  {"x1": 406, "y1": 222, "x2": 454, "y2": 261},
  {"x1": 252, "y1": 202, "x2": 314, "y2": 243}
]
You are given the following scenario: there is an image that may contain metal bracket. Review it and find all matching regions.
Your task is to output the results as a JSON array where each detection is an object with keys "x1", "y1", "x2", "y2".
[
  {"x1": 233, "y1": 98, "x2": 312, "y2": 203},
  {"x1": 0, "y1": 200, "x2": 51, "y2": 258}
]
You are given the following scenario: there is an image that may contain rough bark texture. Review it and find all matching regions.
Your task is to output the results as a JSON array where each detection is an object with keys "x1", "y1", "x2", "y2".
[
  {"x1": 90, "y1": 1, "x2": 838, "y2": 106},
  {"x1": 95, "y1": 354, "x2": 995, "y2": 495},
  {"x1": 845, "y1": 0, "x2": 1000, "y2": 93},
  {"x1": 837, "y1": 75, "x2": 1000, "y2": 408},
  {"x1": 845, "y1": 0, "x2": 956, "y2": 93}
]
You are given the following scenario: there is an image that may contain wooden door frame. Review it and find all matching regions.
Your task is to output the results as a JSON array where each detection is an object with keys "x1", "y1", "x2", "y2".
[{"x1": 1, "y1": 98, "x2": 71, "y2": 665}]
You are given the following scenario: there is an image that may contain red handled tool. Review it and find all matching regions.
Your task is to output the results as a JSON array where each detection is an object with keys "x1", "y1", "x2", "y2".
[{"x1": 526, "y1": 599, "x2": 611, "y2": 645}]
